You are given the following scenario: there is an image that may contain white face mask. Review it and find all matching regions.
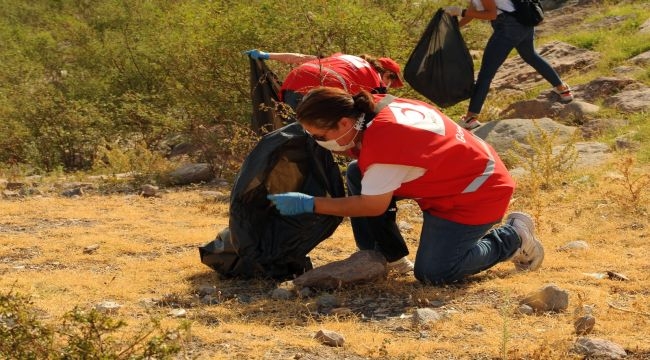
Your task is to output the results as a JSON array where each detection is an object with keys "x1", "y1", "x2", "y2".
[{"x1": 315, "y1": 115, "x2": 365, "y2": 152}]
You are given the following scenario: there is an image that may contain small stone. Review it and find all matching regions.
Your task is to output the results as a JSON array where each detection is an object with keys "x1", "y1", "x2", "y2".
[
  {"x1": 139, "y1": 298, "x2": 157, "y2": 308},
  {"x1": 517, "y1": 304, "x2": 534, "y2": 315},
  {"x1": 83, "y1": 244, "x2": 100, "y2": 254},
  {"x1": 316, "y1": 294, "x2": 341, "y2": 309},
  {"x1": 520, "y1": 284, "x2": 569, "y2": 313},
  {"x1": 583, "y1": 272, "x2": 607, "y2": 279},
  {"x1": 95, "y1": 301, "x2": 121, "y2": 314},
  {"x1": 168, "y1": 308, "x2": 187, "y2": 318},
  {"x1": 62, "y1": 187, "x2": 84, "y2": 197},
  {"x1": 412, "y1": 308, "x2": 449, "y2": 328},
  {"x1": 606, "y1": 271, "x2": 629, "y2": 281},
  {"x1": 427, "y1": 300, "x2": 445, "y2": 308},
  {"x1": 141, "y1": 184, "x2": 159, "y2": 197},
  {"x1": 574, "y1": 315, "x2": 595, "y2": 335},
  {"x1": 314, "y1": 329, "x2": 345, "y2": 347},
  {"x1": 271, "y1": 288, "x2": 294, "y2": 300},
  {"x1": 558, "y1": 240, "x2": 589, "y2": 251}
]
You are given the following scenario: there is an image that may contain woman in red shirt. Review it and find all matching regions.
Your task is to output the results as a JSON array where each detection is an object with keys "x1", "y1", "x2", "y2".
[
  {"x1": 245, "y1": 49, "x2": 404, "y2": 109},
  {"x1": 267, "y1": 87, "x2": 544, "y2": 284}
]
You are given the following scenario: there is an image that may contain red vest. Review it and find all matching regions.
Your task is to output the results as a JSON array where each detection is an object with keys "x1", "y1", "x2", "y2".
[
  {"x1": 280, "y1": 54, "x2": 383, "y2": 100},
  {"x1": 358, "y1": 95, "x2": 515, "y2": 225}
]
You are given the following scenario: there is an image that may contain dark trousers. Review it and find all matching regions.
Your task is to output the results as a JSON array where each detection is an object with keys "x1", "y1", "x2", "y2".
[{"x1": 345, "y1": 161, "x2": 409, "y2": 262}]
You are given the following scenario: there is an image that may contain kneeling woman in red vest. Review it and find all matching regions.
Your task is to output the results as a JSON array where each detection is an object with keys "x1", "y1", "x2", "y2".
[{"x1": 267, "y1": 87, "x2": 544, "y2": 284}]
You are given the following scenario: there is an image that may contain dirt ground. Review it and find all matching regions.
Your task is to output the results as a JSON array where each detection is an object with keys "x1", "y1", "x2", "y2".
[{"x1": 1, "y1": 176, "x2": 649, "y2": 359}]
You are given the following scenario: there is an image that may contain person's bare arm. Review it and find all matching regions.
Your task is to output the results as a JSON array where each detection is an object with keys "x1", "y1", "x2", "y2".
[
  {"x1": 268, "y1": 52, "x2": 318, "y2": 64},
  {"x1": 314, "y1": 192, "x2": 393, "y2": 217}
]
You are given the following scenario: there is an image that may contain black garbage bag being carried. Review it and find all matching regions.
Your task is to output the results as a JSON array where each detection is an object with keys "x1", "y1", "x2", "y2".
[
  {"x1": 248, "y1": 57, "x2": 294, "y2": 135},
  {"x1": 404, "y1": 9, "x2": 474, "y2": 108},
  {"x1": 199, "y1": 122, "x2": 345, "y2": 280}
]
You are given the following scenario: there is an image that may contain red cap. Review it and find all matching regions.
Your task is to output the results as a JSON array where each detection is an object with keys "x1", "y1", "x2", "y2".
[{"x1": 378, "y1": 57, "x2": 404, "y2": 88}]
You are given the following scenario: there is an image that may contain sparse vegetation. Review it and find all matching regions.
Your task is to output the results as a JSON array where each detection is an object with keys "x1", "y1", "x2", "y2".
[
  {"x1": 0, "y1": 290, "x2": 188, "y2": 359},
  {"x1": 507, "y1": 121, "x2": 579, "y2": 191},
  {"x1": 605, "y1": 156, "x2": 650, "y2": 214}
]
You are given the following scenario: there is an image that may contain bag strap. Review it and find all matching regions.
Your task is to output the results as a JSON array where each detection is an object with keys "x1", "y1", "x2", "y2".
[
  {"x1": 375, "y1": 94, "x2": 395, "y2": 112},
  {"x1": 363, "y1": 94, "x2": 395, "y2": 128}
]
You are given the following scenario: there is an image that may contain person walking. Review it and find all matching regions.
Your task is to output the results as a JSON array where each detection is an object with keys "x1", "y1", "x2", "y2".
[
  {"x1": 244, "y1": 50, "x2": 404, "y2": 109},
  {"x1": 266, "y1": 87, "x2": 544, "y2": 284},
  {"x1": 444, "y1": 0, "x2": 573, "y2": 130}
]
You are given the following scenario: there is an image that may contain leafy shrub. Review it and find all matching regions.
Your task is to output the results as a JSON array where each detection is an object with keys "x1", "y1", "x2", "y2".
[
  {"x1": 0, "y1": 290, "x2": 187, "y2": 359},
  {"x1": 93, "y1": 141, "x2": 176, "y2": 186},
  {"x1": 605, "y1": 156, "x2": 650, "y2": 214},
  {"x1": 507, "y1": 122, "x2": 579, "y2": 191}
]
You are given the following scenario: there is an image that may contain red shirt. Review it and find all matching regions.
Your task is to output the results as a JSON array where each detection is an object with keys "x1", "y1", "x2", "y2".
[
  {"x1": 280, "y1": 53, "x2": 383, "y2": 100},
  {"x1": 357, "y1": 95, "x2": 515, "y2": 225}
]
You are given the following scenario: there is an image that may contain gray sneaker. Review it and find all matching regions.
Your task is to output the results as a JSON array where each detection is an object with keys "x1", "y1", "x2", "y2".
[
  {"x1": 506, "y1": 212, "x2": 544, "y2": 271},
  {"x1": 387, "y1": 256, "x2": 414, "y2": 274}
]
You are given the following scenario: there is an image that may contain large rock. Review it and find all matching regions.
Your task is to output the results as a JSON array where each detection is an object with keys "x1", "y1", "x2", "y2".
[
  {"x1": 639, "y1": 18, "x2": 650, "y2": 34},
  {"x1": 572, "y1": 77, "x2": 637, "y2": 103},
  {"x1": 571, "y1": 141, "x2": 612, "y2": 169},
  {"x1": 168, "y1": 163, "x2": 214, "y2": 185},
  {"x1": 293, "y1": 250, "x2": 387, "y2": 290},
  {"x1": 473, "y1": 117, "x2": 577, "y2": 154},
  {"x1": 604, "y1": 87, "x2": 650, "y2": 113},
  {"x1": 501, "y1": 98, "x2": 599, "y2": 123},
  {"x1": 628, "y1": 50, "x2": 650, "y2": 67}
]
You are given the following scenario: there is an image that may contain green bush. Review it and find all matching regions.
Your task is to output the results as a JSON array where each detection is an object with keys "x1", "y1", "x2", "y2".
[
  {"x1": 0, "y1": 1, "x2": 439, "y2": 172},
  {"x1": 0, "y1": 291, "x2": 187, "y2": 359}
]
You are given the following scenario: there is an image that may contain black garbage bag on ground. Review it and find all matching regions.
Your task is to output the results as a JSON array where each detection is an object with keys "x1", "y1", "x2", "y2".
[
  {"x1": 199, "y1": 122, "x2": 345, "y2": 280},
  {"x1": 248, "y1": 57, "x2": 295, "y2": 135},
  {"x1": 404, "y1": 9, "x2": 474, "y2": 108}
]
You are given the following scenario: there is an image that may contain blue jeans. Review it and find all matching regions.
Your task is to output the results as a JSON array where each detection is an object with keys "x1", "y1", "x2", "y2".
[
  {"x1": 346, "y1": 160, "x2": 521, "y2": 284},
  {"x1": 468, "y1": 13, "x2": 563, "y2": 115}
]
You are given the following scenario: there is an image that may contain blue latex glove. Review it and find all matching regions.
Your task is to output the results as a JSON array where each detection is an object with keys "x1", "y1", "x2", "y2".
[
  {"x1": 243, "y1": 49, "x2": 270, "y2": 60},
  {"x1": 267, "y1": 192, "x2": 314, "y2": 216}
]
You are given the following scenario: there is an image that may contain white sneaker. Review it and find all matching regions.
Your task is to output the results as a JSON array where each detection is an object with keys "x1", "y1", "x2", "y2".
[
  {"x1": 387, "y1": 256, "x2": 414, "y2": 274},
  {"x1": 552, "y1": 83, "x2": 574, "y2": 103},
  {"x1": 506, "y1": 212, "x2": 544, "y2": 271}
]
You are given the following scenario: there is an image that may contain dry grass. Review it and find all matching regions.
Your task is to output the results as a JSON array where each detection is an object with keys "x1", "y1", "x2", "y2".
[{"x1": 1, "y1": 159, "x2": 649, "y2": 360}]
